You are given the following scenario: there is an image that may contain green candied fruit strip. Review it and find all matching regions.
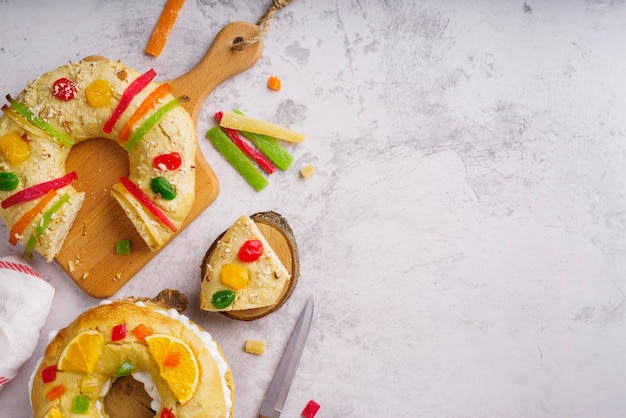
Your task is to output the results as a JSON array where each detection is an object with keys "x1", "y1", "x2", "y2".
[
  {"x1": 206, "y1": 126, "x2": 268, "y2": 191},
  {"x1": 124, "y1": 96, "x2": 188, "y2": 152},
  {"x1": 7, "y1": 95, "x2": 74, "y2": 147},
  {"x1": 23, "y1": 193, "x2": 71, "y2": 260},
  {"x1": 0, "y1": 172, "x2": 19, "y2": 191},
  {"x1": 72, "y1": 394, "x2": 90, "y2": 414},
  {"x1": 116, "y1": 239, "x2": 131, "y2": 255},
  {"x1": 234, "y1": 110, "x2": 293, "y2": 170}
]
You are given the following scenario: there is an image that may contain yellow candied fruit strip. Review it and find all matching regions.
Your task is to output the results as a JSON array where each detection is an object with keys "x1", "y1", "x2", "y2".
[
  {"x1": 219, "y1": 111, "x2": 305, "y2": 143},
  {"x1": 245, "y1": 339, "x2": 266, "y2": 355}
]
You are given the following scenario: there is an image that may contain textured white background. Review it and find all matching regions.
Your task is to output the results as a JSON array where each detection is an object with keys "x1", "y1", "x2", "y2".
[{"x1": 1, "y1": 0, "x2": 626, "y2": 417}]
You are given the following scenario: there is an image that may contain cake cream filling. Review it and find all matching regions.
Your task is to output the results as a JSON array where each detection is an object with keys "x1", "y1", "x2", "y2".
[{"x1": 29, "y1": 301, "x2": 232, "y2": 417}]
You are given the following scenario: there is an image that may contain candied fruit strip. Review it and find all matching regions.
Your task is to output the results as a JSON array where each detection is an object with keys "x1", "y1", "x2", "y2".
[
  {"x1": 103, "y1": 69, "x2": 157, "y2": 134},
  {"x1": 206, "y1": 126, "x2": 268, "y2": 191},
  {"x1": 118, "y1": 83, "x2": 172, "y2": 142},
  {"x1": 1, "y1": 171, "x2": 77, "y2": 209},
  {"x1": 119, "y1": 176, "x2": 177, "y2": 232},
  {"x1": 24, "y1": 193, "x2": 71, "y2": 260},
  {"x1": 215, "y1": 111, "x2": 276, "y2": 174},
  {"x1": 219, "y1": 110, "x2": 305, "y2": 143},
  {"x1": 146, "y1": 0, "x2": 187, "y2": 57},
  {"x1": 124, "y1": 96, "x2": 188, "y2": 151},
  {"x1": 4, "y1": 96, "x2": 74, "y2": 147},
  {"x1": 234, "y1": 110, "x2": 293, "y2": 170},
  {"x1": 9, "y1": 189, "x2": 56, "y2": 245}
]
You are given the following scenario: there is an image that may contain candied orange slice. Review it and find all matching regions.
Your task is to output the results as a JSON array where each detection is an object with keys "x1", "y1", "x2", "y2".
[
  {"x1": 57, "y1": 330, "x2": 104, "y2": 373},
  {"x1": 145, "y1": 334, "x2": 199, "y2": 405}
]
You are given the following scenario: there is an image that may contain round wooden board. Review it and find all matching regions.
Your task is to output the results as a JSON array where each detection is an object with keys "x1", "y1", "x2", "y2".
[{"x1": 201, "y1": 212, "x2": 300, "y2": 321}]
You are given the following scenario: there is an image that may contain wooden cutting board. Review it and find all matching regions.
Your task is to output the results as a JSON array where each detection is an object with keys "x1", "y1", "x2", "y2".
[{"x1": 56, "y1": 22, "x2": 264, "y2": 298}]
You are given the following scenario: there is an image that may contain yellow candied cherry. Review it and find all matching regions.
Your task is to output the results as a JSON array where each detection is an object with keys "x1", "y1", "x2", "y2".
[
  {"x1": 221, "y1": 263, "x2": 250, "y2": 290},
  {"x1": 0, "y1": 132, "x2": 30, "y2": 164},
  {"x1": 85, "y1": 79, "x2": 113, "y2": 107}
]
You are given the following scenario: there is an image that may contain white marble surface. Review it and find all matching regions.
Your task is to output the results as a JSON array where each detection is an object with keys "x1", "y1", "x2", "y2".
[{"x1": 1, "y1": 0, "x2": 626, "y2": 416}]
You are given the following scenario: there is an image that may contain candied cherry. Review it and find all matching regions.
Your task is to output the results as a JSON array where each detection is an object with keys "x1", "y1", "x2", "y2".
[
  {"x1": 238, "y1": 239, "x2": 263, "y2": 262},
  {"x1": 52, "y1": 78, "x2": 77, "y2": 101},
  {"x1": 154, "y1": 152, "x2": 182, "y2": 171}
]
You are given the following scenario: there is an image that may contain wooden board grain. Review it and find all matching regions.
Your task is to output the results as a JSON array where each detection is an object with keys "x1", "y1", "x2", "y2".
[{"x1": 54, "y1": 22, "x2": 263, "y2": 298}]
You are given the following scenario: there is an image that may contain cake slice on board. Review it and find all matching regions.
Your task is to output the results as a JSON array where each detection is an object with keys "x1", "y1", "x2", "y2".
[{"x1": 200, "y1": 212, "x2": 299, "y2": 320}]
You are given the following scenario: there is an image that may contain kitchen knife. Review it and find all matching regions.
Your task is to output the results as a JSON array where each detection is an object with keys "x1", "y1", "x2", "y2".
[{"x1": 259, "y1": 295, "x2": 315, "y2": 418}]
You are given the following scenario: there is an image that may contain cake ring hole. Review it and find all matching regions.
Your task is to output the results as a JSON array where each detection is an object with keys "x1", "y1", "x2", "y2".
[
  {"x1": 103, "y1": 376, "x2": 155, "y2": 418},
  {"x1": 65, "y1": 137, "x2": 135, "y2": 238}
]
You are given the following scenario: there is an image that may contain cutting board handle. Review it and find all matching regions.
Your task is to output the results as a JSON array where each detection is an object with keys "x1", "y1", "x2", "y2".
[{"x1": 168, "y1": 21, "x2": 264, "y2": 120}]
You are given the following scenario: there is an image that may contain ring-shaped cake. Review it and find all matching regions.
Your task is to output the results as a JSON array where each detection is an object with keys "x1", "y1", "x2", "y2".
[
  {"x1": 30, "y1": 300, "x2": 234, "y2": 417},
  {"x1": 0, "y1": 57, "x2": 196, "y2": 260}
]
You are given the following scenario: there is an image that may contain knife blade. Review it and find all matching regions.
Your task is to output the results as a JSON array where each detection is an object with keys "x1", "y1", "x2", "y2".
[{"x1": 259, "y1": 295, "x2": 315, "y2": 418}]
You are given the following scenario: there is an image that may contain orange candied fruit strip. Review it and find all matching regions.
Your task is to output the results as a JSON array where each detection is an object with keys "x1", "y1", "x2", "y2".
[
  {"x1": 118, "y1": 83, "x2": 172, "y2": 142},
  {"x1": 131, "y1": 323, "x2": 153, "y2": 342},
  {"x1": 46, "y1": 384, "x2": 65, "y2": 401},
  {"x1": 146, "y1": 0, "x2": 187, "y2": 57},
  {"x1": 267, "y1": 75, "x2": 281, "y2": 91}
]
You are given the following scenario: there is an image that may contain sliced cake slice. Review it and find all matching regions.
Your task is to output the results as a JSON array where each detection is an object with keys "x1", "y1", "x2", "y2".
[{"x1": 200, "y1": 214, "x2": 292, "y2": 313}]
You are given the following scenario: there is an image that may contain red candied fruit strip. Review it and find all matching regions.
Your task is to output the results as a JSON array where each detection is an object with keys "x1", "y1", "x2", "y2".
[
  {"x1": 119, "y1": 176, "x2": 177, "y2": 232},
  {"x1": 301, "y1": 400, "x2": 320, "y2": 418},
  {"x1": 103, "y1": 69, "x2": 157, "y2": 134},
  {"x1": 52, "y1": 78, "x2": 77, "y2": 101},
  {"x1": 1, "y1": 171, "x2": 77, "y2": 209},
  {"x1": 215, "y1": 111, "x2": 276, "y2": 174}
]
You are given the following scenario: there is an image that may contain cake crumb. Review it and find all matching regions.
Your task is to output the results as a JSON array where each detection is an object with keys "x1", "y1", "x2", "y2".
[
  {"x1": 244, "y1": 339, "x2": 266, "y2": 355},
  {"x1": 300, "y1": 164, "x2": 316, "y2": 179},
  {"x1": 68, "y1": 260, "x2": 76, "y2": 272},
  {"x1": 82, "y1": 270, "x2": 90, "y2": 280}
]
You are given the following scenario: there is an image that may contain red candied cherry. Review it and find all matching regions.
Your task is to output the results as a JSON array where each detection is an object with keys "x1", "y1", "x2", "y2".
[
  {"x1": 52, "y1": 78, "x2": 77, "y2": 101},
  {"x1": 153, "y1": 152, "x2": 182, "y2": 171},
  {"x1": 238, "y1": 239, "x2": 263, "y2": 262}
]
